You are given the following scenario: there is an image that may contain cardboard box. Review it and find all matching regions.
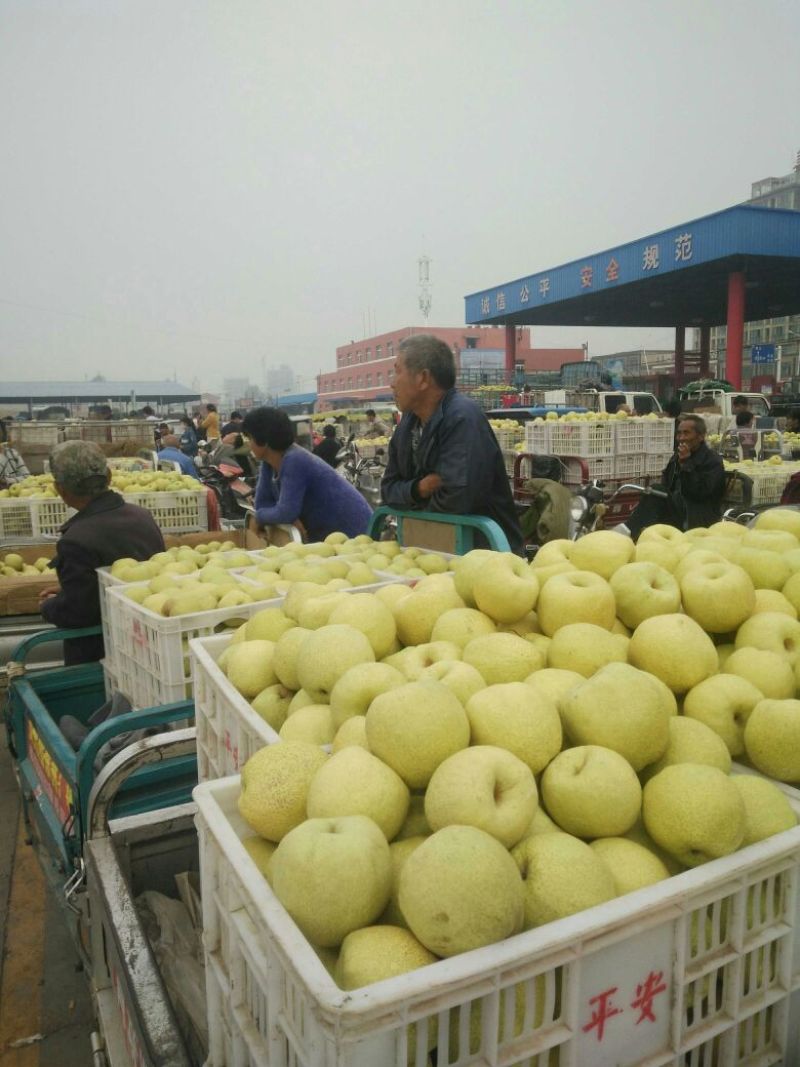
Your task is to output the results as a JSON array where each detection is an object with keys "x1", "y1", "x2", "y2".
[
  {"x1": 163, "y1": 530, "x2": 248, "y2": 550},
  {"x1": 0, "y1": 544, "x2": 58, "y2": 617}
]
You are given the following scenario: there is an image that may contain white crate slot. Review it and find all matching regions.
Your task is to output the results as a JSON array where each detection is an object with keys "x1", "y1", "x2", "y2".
[
  {"x1": 190, "y1": 632, "x2": 282, "y2": 781},
  {"x1": 194, "y1": 773, "x2": 800, "y2": 1067}
]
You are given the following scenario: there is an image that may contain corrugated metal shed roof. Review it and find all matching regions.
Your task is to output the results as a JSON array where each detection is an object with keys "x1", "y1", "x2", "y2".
[{"x1": 0, "y1": 380, "x2": 200, "y2": 401}]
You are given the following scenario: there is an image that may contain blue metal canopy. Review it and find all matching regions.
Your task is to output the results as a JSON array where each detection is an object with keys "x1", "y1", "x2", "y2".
[{"x1": 465, "y1": 205, "x2": 800, "y2": 329}]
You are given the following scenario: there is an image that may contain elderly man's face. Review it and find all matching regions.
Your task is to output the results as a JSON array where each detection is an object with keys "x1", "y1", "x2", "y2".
[
  {"x1": 676, "y1": 420, "x2": 704, "y2": 453},
  {"x1": 392, "y1": 355, "x2": 425, "y2": 414}
]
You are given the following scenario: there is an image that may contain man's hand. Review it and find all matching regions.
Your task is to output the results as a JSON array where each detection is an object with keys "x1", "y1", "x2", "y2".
[
  {"x1": 416, "y1": 473, "x2": 443, "y2": 499},
  {"x1": 38, "y1": 586, "x2": 59, "y2": 604}
]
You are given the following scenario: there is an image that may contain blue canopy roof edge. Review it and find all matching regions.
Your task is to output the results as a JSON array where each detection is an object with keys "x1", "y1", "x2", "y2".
[
  {"x1": 465, "y1": 204, "x2": 800, "y2": 328},
  {"x1": 274, "y1": 392, "x2": 317, "y2": 407}
]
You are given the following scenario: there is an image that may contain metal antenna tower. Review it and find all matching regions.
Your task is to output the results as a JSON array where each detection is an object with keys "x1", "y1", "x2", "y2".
[{"x1": 418, "y1": 256, "x2": 432, "y2": 325}]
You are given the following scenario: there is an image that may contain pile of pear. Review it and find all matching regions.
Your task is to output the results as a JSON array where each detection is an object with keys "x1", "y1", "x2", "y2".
[
  {"x1": 0, "y1": 551, "x2": 51, "y2": 578},
  {"x1": 222, "y1": 515, "x2": 800, "y2": 1005},
  {"x1": 113, "y1": 534, "x2": 440, "y2": 618},
  {"x1": 236, "y1": 533, "x2": 454, "y2": 599},
  {"x1": 0, "y1": 470, "x2": 202, "y2": 500}
]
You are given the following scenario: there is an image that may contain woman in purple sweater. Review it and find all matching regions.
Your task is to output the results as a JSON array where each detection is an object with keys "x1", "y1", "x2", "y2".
[{"x1": 242, "y1": 407, "x2": 372, "y2": 541}]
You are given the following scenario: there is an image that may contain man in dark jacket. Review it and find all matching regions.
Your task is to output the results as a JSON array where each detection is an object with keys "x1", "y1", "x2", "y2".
[
  {"x1": 628, "y1": 414, "x2": 726, "y2": 539},
  {"x1": 380, "y1": 334, "x2": 523, "y2": 554},
  {"x1": 39, "y1": 440, "x2": 165, "y2": 665},
  {"x1": 313, "y1": 424, "x2": 342, "y2": 468}
]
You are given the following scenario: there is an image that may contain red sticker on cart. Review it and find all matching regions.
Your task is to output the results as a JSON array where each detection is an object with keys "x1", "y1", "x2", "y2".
[{"x1": 26, "y1": 720, "x2": 73, "y2": 826}]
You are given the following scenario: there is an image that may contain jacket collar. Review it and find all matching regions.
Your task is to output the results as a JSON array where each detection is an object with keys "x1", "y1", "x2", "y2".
[{"x1": 59, "y1": 489, "x2": 125, "y2": 533}]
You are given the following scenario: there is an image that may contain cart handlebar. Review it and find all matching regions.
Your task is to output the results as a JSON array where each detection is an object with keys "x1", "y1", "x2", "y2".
[
  {"x1": 86, "y1": 727, "x2": 197, "y2": 841},
  {"x1": 368, "y1": 506, "x2": 511, "y2": 553},
  {"x1": 7, "y1": 626, "x2": 103, "y2": 671}
]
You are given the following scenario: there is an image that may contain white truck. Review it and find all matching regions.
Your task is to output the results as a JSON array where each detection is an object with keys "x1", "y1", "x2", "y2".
[
  {"x1": 678, "y1": 388, "x2": 771, "y2": 418},
  {"x1": 521, "y1": 388, "x2": 662, "y2": 415}
]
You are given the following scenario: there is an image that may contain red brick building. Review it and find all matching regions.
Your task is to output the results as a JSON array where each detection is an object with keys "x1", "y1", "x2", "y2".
[{"x1": 316, "y1": 325, "x2": 583, "y2": 410}]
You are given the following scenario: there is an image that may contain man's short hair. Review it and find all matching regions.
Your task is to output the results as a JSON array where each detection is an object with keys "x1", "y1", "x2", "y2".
[
  {"x1": 735, "y1": 411, "x2": 754, "y2": 428},
  {"x1": 397, "y1": 335, "x2": 456, "y2": 390},
  {"x1": 50, "y1": 440, "x2": 109, "y2": 497},
  {"x1": 678, "y1": 414, "x2": 707, "y2": 436},
  {"x1": 229, "y1": 411, "x2": 242, "y2": 420},
  {"x1": 732, "y1": 395, "x2": 748, "y2": 408},
  {"x1": 161, "y1": 434, "x2": 180, "y2": 448},
  {"x1": 241, "y1": 407, "x2": 296, "y2": 451},
  {"x1": 365, "y1": 409, "x2": 376, "y2": 418},
  {"x1": 322, "y1": 424, "x2": 337, "y2": 439}
]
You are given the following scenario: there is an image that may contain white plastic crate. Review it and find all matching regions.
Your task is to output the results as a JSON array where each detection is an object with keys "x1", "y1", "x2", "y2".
[
  {"x1": 190, "y1": 576, "x2": 416, "y2": 781},
  {"x1": 492, "y1": 426, "x2": 524, "y2": 451},
  {"x1": 101, "y1": 659, "x2": 116, "y2": 700},
  {"x1": 614, "y1": 453, "x2": 646, "y2": 481},
  {"x1": 644, "y1": 418, "x2": 675, "y2": 453},
  {"x1": 561, "y1": 455, "x2": 615, "y2": 486},
  {"x1": 749, "y1": 470, "x2": 793, "y2": 507},
  {"x1": 549, "y1": 420, "x2": 614, "y2": 458},
  {"x1": 524, "y1": 421, "x2": 550, "y2": 453},
  {"x1": 103, "y1": 579, "x2": 281, "y2": 710},
  {"x1": 194, "y1": 772, "x2": 800, "y2": 1067},
  {"x1": 645, "y1": 452, "x2": 673, "y2": 477},
  {"x1": 501, "y1": 448, "x2": 518, "y2": 477},
  {"x1": 0, "y1": 497, "x2": 70, "y2": 540},
  {"x1": 191, "y1": 633, "x2": 281, "y2": 782},
  {"x1": 121, "y1": 489, "x2": 209, "y2": 534},
  {"x1": 613, "y1": 419, "x2": 646, "y2": 455}
]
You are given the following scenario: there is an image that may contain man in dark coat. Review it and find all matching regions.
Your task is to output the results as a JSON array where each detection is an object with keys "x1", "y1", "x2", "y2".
[
  {"x1": 380, "y1": 334, "x2": 523, "y2": 554},
  {"x1": 39, "y1": 440, "x2": 165, "y2": 665},
  {"x1": 628, "y1": 414, "x2": 726, "y2": 539},
  {"x1": 312, "y1": 424, "x2": 342, "y2": 468}
]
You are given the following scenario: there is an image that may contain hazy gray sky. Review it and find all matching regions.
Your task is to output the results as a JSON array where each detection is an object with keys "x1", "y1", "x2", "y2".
[{"x1": 2, "y1": 0, "x2": 799, "y2": 393}]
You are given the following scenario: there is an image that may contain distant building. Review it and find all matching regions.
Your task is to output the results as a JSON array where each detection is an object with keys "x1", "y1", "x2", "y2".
[
  {"x1": 222, "y1": 378, "x2": 250, "y2": 411},
  {"x1": 711, "y1": 153, "x2": 800, "y2": 386},
  {"x1": 266, "y1": 363, "x2": 295, "y2": 398},
  {"x1": 316, "y1": 325, "x2": 582, "y2": 409}
]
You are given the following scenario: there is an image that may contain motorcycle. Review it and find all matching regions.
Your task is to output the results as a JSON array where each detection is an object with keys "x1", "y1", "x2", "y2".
[
  {"x1": 194, "y1": 439, "x2": 255, "y2": 524},
  {"x1": 335, "y1": 435, "x2": 386, "y2": 509}
]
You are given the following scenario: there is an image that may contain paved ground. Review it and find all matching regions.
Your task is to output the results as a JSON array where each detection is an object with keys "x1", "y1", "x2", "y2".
[{"x1": 0, "y1": 738, "x2": 94, "y2": 1067}]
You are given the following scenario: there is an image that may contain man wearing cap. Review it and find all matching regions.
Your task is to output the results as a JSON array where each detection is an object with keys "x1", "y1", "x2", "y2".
[{"x1": 39, "y1": 440, "x2": 165, "y2": 665}]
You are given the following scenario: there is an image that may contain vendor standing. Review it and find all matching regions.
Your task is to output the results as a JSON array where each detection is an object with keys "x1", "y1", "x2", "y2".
[
  {"x1": 380, "y1": 334, "x2": 524, "y2": 554},
  {"x1": 39, "y1": 441, "x2": 164, "y2": 665}
]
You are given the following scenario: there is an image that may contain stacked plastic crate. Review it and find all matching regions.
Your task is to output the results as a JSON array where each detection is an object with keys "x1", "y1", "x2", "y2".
[
  {"x1": 644, "y1": 418, "x2": 676, "y2": 480},
  {"x1": 193, "y1": 769, "x2": 800, "y2": 1067},
  {"x1": 184, "y1": 536, "x2": 800, "y2": 1066},
  {"x1": 492, "y1": 420, "x2": 524, "y2": 478},
  {"x1": 613, "y1": 418, "x2": 647, "y2": 482},
  {"x1": 548, "y1": 418, "x2": 615, "y2": 486}
]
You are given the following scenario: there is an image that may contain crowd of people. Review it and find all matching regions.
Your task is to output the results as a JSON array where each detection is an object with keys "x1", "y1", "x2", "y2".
[{"x1": 6, "y1": 339, "x2": 791, "y2": 671}]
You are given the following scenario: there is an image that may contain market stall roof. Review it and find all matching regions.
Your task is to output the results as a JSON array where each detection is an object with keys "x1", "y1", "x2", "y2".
[
  {"x1": 0, "y1": 380, "x2": 200, "y2": 403},
  {"x1": 464, "y1": 205, "x2": 800, "y2": 329},
  {"x1": 274, "y1": 392, "x2": 317, "y2": 407}
]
